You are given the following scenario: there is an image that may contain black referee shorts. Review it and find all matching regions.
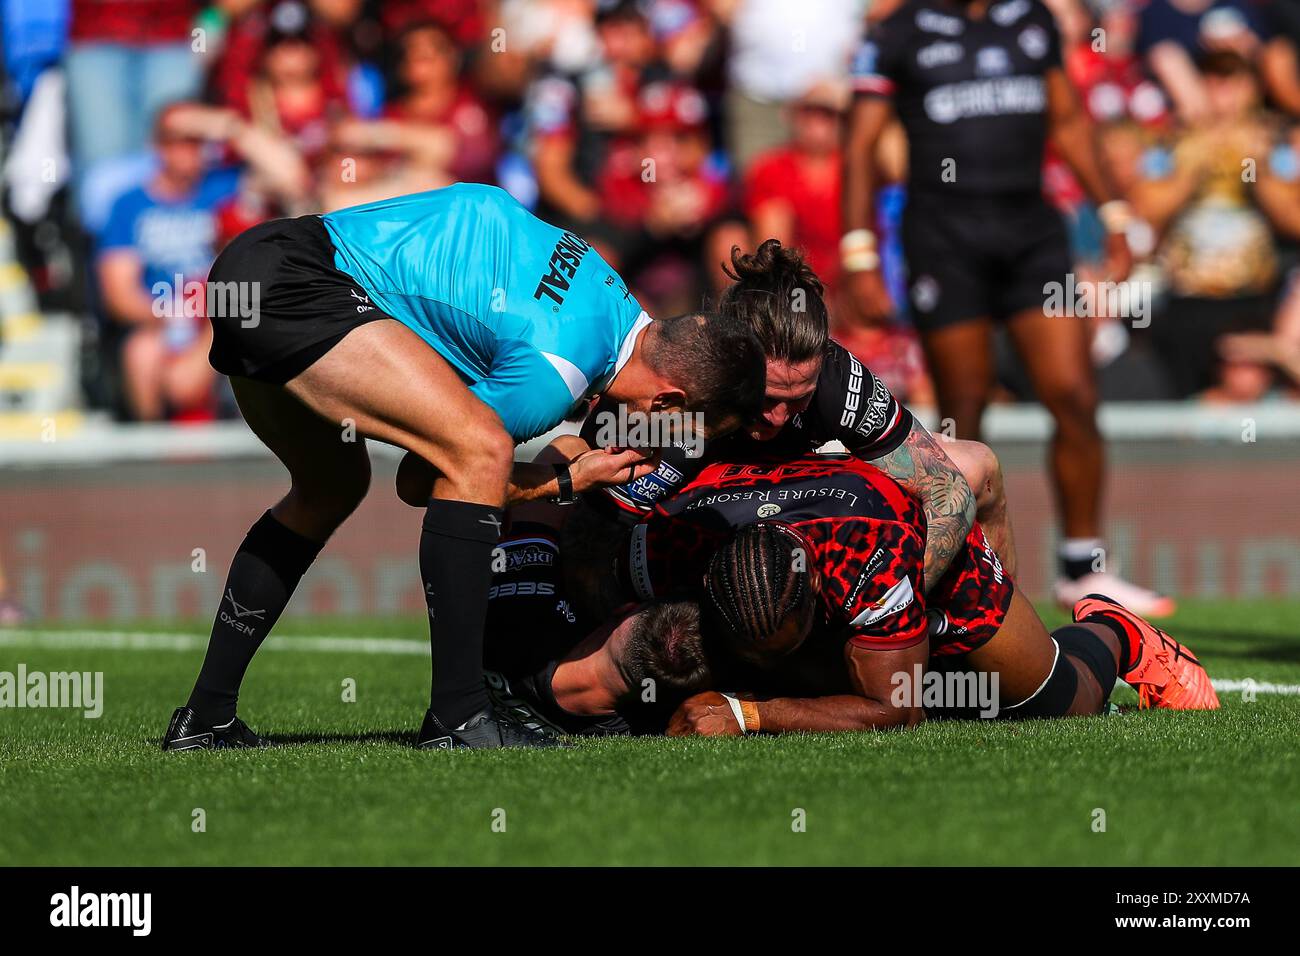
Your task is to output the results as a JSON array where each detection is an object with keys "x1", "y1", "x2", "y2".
[
  {"x1": 901, "y1": 190, "x2": 1071, "y2": 332},
  {"x1": 207, "y1": 215, "x2": 390, "y2": 384}
]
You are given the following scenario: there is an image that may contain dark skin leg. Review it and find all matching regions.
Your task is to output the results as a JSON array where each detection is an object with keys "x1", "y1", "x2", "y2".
[
  {"x1": 919, "y1": 317, "x2": 996, "y2": 441},
  {"x1": 966, "y1": 589, "x2": 1121, "y2": 715},
  {"x1": 1005, "y1": 307, "x2": 1103, "y2": 539}
]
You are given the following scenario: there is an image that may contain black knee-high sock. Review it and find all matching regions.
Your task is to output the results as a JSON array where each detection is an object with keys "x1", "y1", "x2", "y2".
[
  {"x1": 422, "y1": 498, "x2": 503, "y2": 726},
  {"x1": 1002, "y1": 626, "x2": 1120, "y2": 719},
  {"x1": 187, "y1": 511, "x2": 322, "y2": 724}
]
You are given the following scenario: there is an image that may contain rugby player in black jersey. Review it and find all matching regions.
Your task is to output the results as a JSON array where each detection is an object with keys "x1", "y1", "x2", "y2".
[{"x1": 842, "y1": 0, "x2": 1172, "y2": 616}]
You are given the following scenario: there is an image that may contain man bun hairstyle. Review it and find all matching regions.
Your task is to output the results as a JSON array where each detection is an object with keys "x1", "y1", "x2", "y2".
[
  {"x1": 644, "y1": 311, "x2": 765, "y2": 432},
  {"x1": 704, "y1": 521, "x2": 812, "y2": 658},
  {"x1": 718, "y1": 239, "x2": 829, "y2": 366}
]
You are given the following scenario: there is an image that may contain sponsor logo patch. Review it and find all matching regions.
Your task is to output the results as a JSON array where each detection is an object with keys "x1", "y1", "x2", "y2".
[{"x1": 850, "y1": 577, "x2": 916, "y2": 627}]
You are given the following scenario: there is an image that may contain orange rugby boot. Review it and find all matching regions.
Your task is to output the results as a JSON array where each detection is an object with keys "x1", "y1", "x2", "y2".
[{"x1": 1073, "y1": 594, "x2": 1219, "y2": 711}]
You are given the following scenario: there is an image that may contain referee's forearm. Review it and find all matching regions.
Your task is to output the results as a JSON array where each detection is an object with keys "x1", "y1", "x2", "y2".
[{"x1": 506, "y1": 462, "x2": 563, "y2": 505}]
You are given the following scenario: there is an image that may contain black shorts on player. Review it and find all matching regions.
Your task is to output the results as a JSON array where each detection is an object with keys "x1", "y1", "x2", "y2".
[
  {"x1": 207, "y1": 215, "x2": 390, "y2": 384},
  {"x1": 902, "y1": 191, "x2": 1071, "y2": 331}
]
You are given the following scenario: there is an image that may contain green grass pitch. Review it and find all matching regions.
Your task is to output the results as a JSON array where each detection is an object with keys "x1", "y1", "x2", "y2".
[{"x1": 2, "y1": 600, "x2": 1298, "y2": 866}]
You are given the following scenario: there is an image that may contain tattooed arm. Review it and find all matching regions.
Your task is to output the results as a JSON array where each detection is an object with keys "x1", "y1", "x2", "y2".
[{"x1": 866, "y1": 419, "x2": 976, "y2": 592}]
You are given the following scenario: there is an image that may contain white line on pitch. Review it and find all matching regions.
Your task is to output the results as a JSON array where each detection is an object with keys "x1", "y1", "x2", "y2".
[
  {"x1": 0, "y1": 628, "x2": 428, "y2": 656},
  {"x1": 2, "y1": 628, "x2": 1299, "y2": 695}
]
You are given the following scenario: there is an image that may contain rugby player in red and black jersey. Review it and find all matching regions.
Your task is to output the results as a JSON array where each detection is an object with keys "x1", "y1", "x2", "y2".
[
  {"x1": 483, "y1": 452, "x2": 1217, "y2": 737},
  {"x1": 614, "y1": 454, "x2": 1219, "y2": 734}
]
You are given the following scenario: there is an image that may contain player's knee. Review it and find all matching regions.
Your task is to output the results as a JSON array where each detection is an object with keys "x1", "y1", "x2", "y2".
[
  {"x1": 1000, "y1": 625, "x2": 1118, "y2": 719},
  {"x1": 290, "y1": 458, "x2": 371, "y2": 520},
  {"x1": 445, "y1": 424, "x2": 514, "y2": 490},
  {"x1": 1041, "y1": 383, "x2": 1099, "y2": 434},
  {"x1": 999, "y1": 642, "x2": 1079, "y2": 719},
  {"x1": 947, "y1": 439, "x2": 1003, "y2": 510}
]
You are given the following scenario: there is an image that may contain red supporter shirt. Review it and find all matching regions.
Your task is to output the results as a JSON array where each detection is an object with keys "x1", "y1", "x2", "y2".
[
  {"x1": 744, "y1": 147, "x2": 842, "y2": 292},
  {"x1": 71, "y1": 0, "x2": 198, "y2": 44},
  {"x1": 384, "y1": 86, "x2": 499, "y2": 185}
]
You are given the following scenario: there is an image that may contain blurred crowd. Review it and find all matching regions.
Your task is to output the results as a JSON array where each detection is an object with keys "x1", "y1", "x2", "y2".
[{"x1": 3, "y1": 0, "x2": 1300, "y2": 422}]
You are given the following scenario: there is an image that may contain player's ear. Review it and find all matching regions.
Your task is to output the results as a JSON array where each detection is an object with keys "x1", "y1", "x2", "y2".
[{"x1": 650, "y1": 388, "x2": 688, "y2": 413}]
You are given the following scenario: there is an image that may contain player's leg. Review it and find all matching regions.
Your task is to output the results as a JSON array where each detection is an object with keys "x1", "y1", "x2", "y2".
[
  {"x1": 918, "y1": 318, "x2": 997, "y2": 441},
  {"x1": 963, "y1": 589, "x2": 1123, "y2": 718},
  {"x1": 281, "y1": 318, "x2": 550, "y2": 746},
  {"x1": 941, "y1": 439, "x2": 1017, "y2": 577},
  {"x1": 165, "y1": 376, "x2": 370, "y2": 750},
  {"x1": 1005, "y1": 305, "x2": 1102, "y2": 544}
]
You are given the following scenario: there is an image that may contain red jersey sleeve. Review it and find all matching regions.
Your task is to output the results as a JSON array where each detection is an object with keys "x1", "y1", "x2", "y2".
[{"x1": 827, "y1": 517, "x2": 928, "y2": 651}]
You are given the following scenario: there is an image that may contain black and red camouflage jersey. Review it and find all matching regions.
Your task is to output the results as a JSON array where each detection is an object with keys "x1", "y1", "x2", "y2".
[
  {"x1": 621, "y1": 453, "x2": 1014, "y2": 654},
  {"x1": 623, "y1": 454, "x2": 931, "y2": 651},
  {"x1": 584, "y1": 341, "x2": 913, "y2": 523}
]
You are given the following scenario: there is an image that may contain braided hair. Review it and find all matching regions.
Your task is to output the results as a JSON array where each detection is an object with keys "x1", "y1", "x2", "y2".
[{"x1": 704, "y1": 522, "x2": 814, "y2": 662}]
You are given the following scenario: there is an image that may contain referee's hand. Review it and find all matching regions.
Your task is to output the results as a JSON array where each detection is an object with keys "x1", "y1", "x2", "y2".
[
  {"x1": 844, "y1": 268, "x2": 895, "y2": 327},
  {"x1": 570, "y1": 446, "x2": 661, "y2": 493}
]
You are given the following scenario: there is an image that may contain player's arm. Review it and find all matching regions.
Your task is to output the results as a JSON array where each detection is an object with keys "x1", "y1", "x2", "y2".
[
  {"x1": 396, "y1": 434, "x2": 660, "y2": 507},
  {"x1": 1044, "y1": 68, "x2": 1132, "y2": 281},
  {"x1": 761, "y1": 640, "x2": 929, "y2": 731},
  {"x1": 666, "y1": 641, "x2": 928, "y2": 735},
  {"x1": 867, "y1": 419, "x2": 975, "y2": 593},
  {"x1": 507, "y1": 447, "x2": 661, "y2": 504},
  {"x1": 842, "y1": 25, "x2": 903, "y2": 324}
]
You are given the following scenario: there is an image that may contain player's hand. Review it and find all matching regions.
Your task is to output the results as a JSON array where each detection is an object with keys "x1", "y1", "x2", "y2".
[
  {"x1": 569, "y1": 446, "x2": 661, "y2": 493},
  {"x1": 666, "y1": 692, "x2": 744, "y2": 737},
  {"x1": 843, "y1": 268, "x2": 894, "y2": 327},
  {"x1": 1101, "y1": 230, "x2": 1133, "y2": 284}
]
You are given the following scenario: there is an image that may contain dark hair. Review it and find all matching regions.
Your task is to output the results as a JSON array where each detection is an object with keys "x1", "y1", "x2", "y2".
[
  {"x1": 643, "y1": 311, "x2": 765, "y2": 432},
  {"x1": 1198, "y1": 49, "x2": 1255, "y2": 79},
  {"x1": 619, "y1": 601, "x2": 711, "y2": 702},
  {"x1": 717, "y1": 239, "x2": 829, "y2": 366},
  {"x1": 705, "y1": 522, "x2": 812, "y2": 657}
]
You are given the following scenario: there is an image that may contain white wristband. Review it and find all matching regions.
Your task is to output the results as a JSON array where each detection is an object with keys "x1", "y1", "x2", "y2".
[
  {"x1": 720, "y1": 692, "x2": 749, "y2": 734},
  {"x1": 1098, "y1": 200, "x2": 1135, "y2": 235},
  {"x1": 841, "y1": 228, "x2": 880, "y2": 272}
]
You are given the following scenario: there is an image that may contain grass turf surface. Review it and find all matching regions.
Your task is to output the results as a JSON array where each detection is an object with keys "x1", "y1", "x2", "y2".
[{"x1": 1, "y1": 600, "x2": 1298, "y2": 866}]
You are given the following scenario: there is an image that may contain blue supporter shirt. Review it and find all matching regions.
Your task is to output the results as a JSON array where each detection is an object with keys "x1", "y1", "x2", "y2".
[
  {"x1": 321, "y1": 184, "x2": 651, "y2": 442},
  {"x1": 98, "y1": 167, "x2": 240, "y2": 293}
]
